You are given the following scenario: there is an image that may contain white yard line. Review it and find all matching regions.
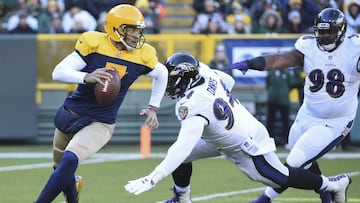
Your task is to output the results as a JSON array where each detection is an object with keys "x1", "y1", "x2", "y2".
[
  {"x1": 0, "y1": 153, "x2": 166, "y2": 172},
  {"x1": 1, "y1": 152, "x2": 360, "y2": 172}
]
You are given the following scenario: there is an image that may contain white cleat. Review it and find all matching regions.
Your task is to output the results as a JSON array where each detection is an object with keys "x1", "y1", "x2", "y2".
[{"x1": 326, "y1": 174, "x2": 351, "y2": 203}]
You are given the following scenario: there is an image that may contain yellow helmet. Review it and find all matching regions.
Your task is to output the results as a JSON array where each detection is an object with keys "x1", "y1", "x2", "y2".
[{"x1": 105, "y1": 4, "x2": 146, "y2": 50}]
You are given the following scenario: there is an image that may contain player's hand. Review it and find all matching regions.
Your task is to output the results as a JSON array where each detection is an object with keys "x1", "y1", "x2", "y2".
[
  {"x1": 140, "y1": 106, "x2": 159, "y2": 130},
  {"x1": 224, "y1": 61, "x2": 248, "y2": 75},
  {"x1": 84, "y1": 67, "x2": 114, "y2": 85},
  {"x1": 124, "y1": 176, "x2": 156, "y2": 195}
]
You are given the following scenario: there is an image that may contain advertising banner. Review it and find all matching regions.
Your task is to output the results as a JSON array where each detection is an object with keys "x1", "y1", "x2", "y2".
[{"x1": 223, "y1": 38, "x2": 297, "y2": 86}]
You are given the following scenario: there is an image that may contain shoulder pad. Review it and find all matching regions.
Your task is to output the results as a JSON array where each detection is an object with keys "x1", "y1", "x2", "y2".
[
  {"x1": 139, "y1": 43, "x2": 158, "y2": 69},
  {"x1": 295, "y1": 34, "x2": 315, "y2": 52},
  {"x1": 75, "y1": 31, "x2": 101, "y2": 56},
  {"x1": 348, "y1": 34, "x2": 360, "y2": 46}
]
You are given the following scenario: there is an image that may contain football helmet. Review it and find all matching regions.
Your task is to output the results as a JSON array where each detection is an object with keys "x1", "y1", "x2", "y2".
[
  {"x1": 105, "y1": 4, "x2": 146, "y2": 50},
  {"x1": 164, "y1": 53, "x2": 200, "y2": 99},
  {"x1": 313, "y1": 8, "x2": 347, "y2": 52}
]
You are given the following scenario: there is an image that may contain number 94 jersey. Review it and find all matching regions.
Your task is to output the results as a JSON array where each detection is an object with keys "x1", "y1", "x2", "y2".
[
  {"x1": 295, "y1": 34, "x2": 360, "y2": 119},
  {"x1": 174, "y1": 64, "x2": 276, "y2": 156}
]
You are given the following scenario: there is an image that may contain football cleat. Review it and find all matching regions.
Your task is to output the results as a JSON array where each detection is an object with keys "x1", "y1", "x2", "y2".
[
  {"x1": 319, "y1": 190, "x2": 333, "y2": 203},
  {"x1": 75, "y1": 176, "x2": 84, "y2": 199},
  {"x1": 250, "y1": 194, "x2": 272, "y2": 203},
  {"x1": 161, "y1": 186, "x2": 192, "y2": 203},
  {"x1": 326, "y1": 174, "x2": 351, "y2": 203},
  {"x1": 66, "y1": 176, "x2": 84, "y2": 203}
]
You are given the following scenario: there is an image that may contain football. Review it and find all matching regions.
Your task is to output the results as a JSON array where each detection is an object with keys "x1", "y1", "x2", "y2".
[{"x1": 94, "y1": 69, "x2": 121, "y2": 106}]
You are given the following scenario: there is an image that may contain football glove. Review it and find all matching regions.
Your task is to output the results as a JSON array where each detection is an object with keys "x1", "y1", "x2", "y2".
[
  {"x1": 140, "y1": 106, "x2": 159, "y2": 130},
  {"x1": 125, "y1": 170, "x2": 164, "y2": 195},
  {"x1": 125, "y1": 176, "x2": 155, "y2": 195},
  {"x1": 224, "y1": 61, "x2": 248, "y2": 75}
]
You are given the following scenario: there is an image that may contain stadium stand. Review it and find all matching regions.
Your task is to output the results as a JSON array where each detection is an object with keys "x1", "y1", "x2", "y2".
[{"x1": 160, "y1": 0, "x2": 195, "y2": 33}]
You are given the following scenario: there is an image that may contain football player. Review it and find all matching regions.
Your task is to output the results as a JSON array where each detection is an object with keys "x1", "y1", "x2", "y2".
[
  {"x1": 225, "y1": 8, "x2": 358, "y2": 203},
  {"x1": 34, "y1": 4, "x2": 167, "y2": 203},
  {"x1": 124, "y1": 52, "x2": 351, "y2": 203}
]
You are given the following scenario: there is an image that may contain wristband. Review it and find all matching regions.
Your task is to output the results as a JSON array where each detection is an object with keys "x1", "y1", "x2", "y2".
[
  {"x1": 246, "y1": 56, "x2": 266, "y2": 71},
  {"x1": 148, "y1": 105, "x2": 158, "y2": 112}
]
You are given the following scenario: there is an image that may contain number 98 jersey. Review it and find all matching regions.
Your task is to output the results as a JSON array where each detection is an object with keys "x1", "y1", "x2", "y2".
[{"x1": 295, "y1": 34, "x2": 360, "y2": 119}]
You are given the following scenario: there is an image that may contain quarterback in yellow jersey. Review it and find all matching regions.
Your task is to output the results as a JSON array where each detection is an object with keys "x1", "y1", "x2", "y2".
[{"x1": 34, "y1": 4, "x2": 168, "y2": 203}]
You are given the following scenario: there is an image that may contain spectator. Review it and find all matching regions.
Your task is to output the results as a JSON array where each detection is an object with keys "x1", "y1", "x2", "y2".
[
  {"x1": 254, "y1": 9, "x2": 283, "y2": 33},
  {"x1": 216, "y1": 0, "x2": 235, "y2": 16},
  {"x1": 191, "y1": 0, "x2": 228, "y2": 34},
  {"x1": 62, "y1": 3, "x2": 97, "y2": 33},
  {"x1": 39, "y1": 0, "x2": 65, "y2": 11},
  {"x1": 283, "y1": 0, "x2": 320, "y2": 33},
  {"x1": 37, "y1": 0, "x2": 63, "y2": 33},
  {"x1": 250, "y1": 0, "x2": 285, "y2": 30},
  {"x1": 83, "y1": 0, "x2": 120, "y2": 20},
  {"x1": 136, "y1": 0, "x2": 161, "y2": 34},
  {"x1": 6, "y1": 10, "x2": 38, "y2": 33},
  {"x1": 45, "y1": 14, "x2": 65, "y2": 33},
  {"x1": 226, "y1": 2, "x2": 252, "y2": 33},
  {"x1": 342, "y1": 0, "x2": 360, "y2": 12},
  {"x1": 207, "y1": 17, "x2": 229, "y2": 33},
  {"x1": 193, "y1": 0, "x2": 231, "y2": 14},
  {"x1": 344, "y1": 1, "x2": 360, "y2": 34},
  {"x1": 284, "y1": 10, "x2": 309, "y2": 33},
  {"x1": 148, "y1": 0, "x2": 166, "y2": 24},
  {"x1": 63, "y1": 0, "x2": 84, "y2": 12},
  {"x1": 266, "y1": 69, "x2": 291, "y2": 147},
  {"x1": 227, "y1": 14, "x2": 251, "y2": 33},
  {"x1": 312, "y1": 0, "x2": 338, "y2": 9},
  {"x1": 208, "y1": 43, "x2": 232, "y2": 76},
  {"x1": 26, "y1": 0, "x2": 42, "y2": 19}
]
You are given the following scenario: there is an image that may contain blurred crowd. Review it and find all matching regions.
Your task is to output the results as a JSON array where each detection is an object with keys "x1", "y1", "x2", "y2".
[
  {"x1": 0, "y1": 0, "x2": 166, "y2": 34},
  {"x1": 190, "y1": 0, "x2": 360, "y2": 35},
  {"x1": 1, "y1": 0, "x2": 360, "y2": 35}
]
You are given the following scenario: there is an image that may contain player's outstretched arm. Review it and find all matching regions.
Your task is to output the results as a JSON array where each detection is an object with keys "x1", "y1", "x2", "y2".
[
  {"x1": 125, "y1": 116, "x2": 205, "y2": 195},
  {"x1": 224, "y1": 49, "x2": 303, "y2": 73}
]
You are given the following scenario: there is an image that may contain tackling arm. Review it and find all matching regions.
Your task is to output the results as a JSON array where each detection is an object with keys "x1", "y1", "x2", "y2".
[{"x1": 124, "y1": 116, "x2": 206, "y2": 195}]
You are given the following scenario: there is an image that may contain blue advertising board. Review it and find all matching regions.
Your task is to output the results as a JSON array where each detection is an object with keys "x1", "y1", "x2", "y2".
[{"x1": 223, "y1": 38, "x2": 297, "y2": 86}]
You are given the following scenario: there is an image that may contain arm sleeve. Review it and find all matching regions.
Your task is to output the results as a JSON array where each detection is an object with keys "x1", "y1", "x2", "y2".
[
  {"x1": 153, "y1": 116, "x2": 206, "y2": 177},
  {"x1": 146, "y1": 62, "x2": 168, "y2": 108},
  {"x1": 52, "y1": 51, "x2": 88, "y2": 84}
]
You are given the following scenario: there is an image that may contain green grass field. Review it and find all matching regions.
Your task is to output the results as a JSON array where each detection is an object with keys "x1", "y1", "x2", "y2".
[{"x1": 0, "y1": 145, "x2": 359, "y2": 203}]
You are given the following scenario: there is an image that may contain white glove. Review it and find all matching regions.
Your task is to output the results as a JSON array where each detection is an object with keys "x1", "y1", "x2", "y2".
[
  {"x1": 124, "y1": 170, "x2": 164, "y2": 195},
  {"x1": 125, "y1": 176, "x2": 155, "y2": 195}
]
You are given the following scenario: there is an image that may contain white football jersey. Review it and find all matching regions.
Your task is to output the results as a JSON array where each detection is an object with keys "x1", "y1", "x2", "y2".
[
  {"x1": 295, "y1": 34, "x2": 360, "y2": 119},
  {"x1": 174, "y1": 63, "x2": 276, "y2": 155}
]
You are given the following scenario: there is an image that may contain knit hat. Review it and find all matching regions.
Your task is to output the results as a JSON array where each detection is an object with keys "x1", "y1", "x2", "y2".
[{"x1": 289, "y1": 0, "x2": 302, "y2": 4}]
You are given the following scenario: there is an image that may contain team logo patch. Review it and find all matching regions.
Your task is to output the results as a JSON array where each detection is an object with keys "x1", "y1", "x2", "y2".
[{"x1": 178, "y1": 106, "x2": 188, "y2": 119}]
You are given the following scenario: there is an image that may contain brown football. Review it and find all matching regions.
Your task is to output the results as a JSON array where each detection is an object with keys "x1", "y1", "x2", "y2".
[{"x1": 94, "y1": 69, "x2": 121, "y2": 106}]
